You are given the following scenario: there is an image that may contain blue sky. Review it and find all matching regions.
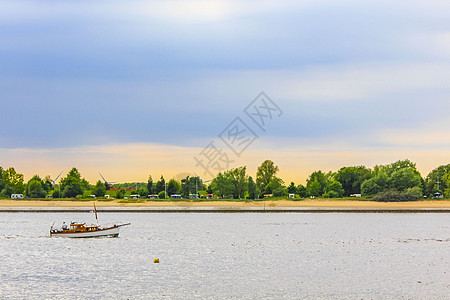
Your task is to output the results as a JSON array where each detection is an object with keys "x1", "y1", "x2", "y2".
[{"x1": 1, "y1": 0, "x2": 450, "y2": 183}]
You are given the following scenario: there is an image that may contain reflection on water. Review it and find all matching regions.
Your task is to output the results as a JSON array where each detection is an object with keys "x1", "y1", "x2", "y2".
[{"x1": 1, "y1": 213, "x2": 450, "y2": 299}]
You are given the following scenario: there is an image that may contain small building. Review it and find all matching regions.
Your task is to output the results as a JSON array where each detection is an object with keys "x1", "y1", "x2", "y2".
[{"x1": 11, "y1": 194, "x2": 24, "y2": 200}]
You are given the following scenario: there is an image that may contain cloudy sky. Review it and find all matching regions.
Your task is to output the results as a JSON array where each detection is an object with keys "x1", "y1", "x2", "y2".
[{"x1": 1, "y1": 0, "x2": 450, "y2": 184}]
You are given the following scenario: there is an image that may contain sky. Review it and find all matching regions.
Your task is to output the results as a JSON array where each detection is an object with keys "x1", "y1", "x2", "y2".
[{"x1": 1, "y1": 0, "x2": 450, "y2": 184}]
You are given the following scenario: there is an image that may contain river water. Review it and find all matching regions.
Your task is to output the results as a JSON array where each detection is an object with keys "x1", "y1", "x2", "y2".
[{"x1": 0, "y1": 212, "x2": 449, "y2": 299}]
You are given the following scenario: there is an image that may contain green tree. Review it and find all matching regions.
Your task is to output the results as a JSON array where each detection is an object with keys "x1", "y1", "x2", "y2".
[
  {"x1": 256, "y1": 160, "x2": 279, "y2": 194},
  {"x1": 306, "y1": 171, "x2": 328, "y2": 197},
  {"x1": 390, "y1": 168, "x2": 422, "y2": 192},
  {"x1": 43, "y1": 175, "x2": 52, "y2": 192},
  {"x1": 147, "y1": 175, "x2": 153, "y2": 194},
  {"x1": 226, "y1": 167, "x2": 248, "y2": 199},
  {"x1": 2, "y1": 167, "x2": 25, "y2": 194},
  {"x1": 26, "y1": 175, "x2": 47, "y2": 198},
  {"x1": 287, "y1": 182, "x2": 297, "y2": 194},
  {"x1": 210, "y1": 172, "x2": 234, "y2": 199},
  {"x1": 92, "y1": 180, "x2": 107, "y2": 198},
  {"x1": 307, "y1": 178, "x2": 321, "y2": 197},
  {"x1": 326, "y1": 180, "x2": 344, "y2": 198},
  {"x1": 181, "y1": 176, "x2": 203, "y2": 198},
  {"x1": 0, "y1": 167, "x2": 4, "y2": 191},
  {"x1": 155, "y1": 175, "x2": 165, "y2": 194},
  {"x1": 297, "y1": 184, "x2": 308, "y2": 197},
  {"x1": 60, "y1": 168, "x2": 84, "y2": 198},
  {"x1": 424, "y1": 164, "x2": 450, "y2": 196},
  {"x1": 336, "y1": 166, "x2": 372, "y2": 196},
  {"x1": 116, "y1": 188, "x2": 126, "y2": 199},
  {"x1": 265, "y1": 177, "x2": 286, "y2": 196},
  {"x1": 158, "y1": 191, "x2": 167, "y2": 199},
  {"x1": 167, "y1": 179, "x2": 181, "y2": 196},
  {"x1": 247, "y1": 176, "x2": 259, "y2": 199},
  {"x1": 138, "y1": 186, "x2": 149, "y2": 198},
  {"x1": 27, "y1": 179, "x2": 47, "y2": 198},
  {"x1": 383, "y1": 159, "x2": 418, "y2": 177},
  {"x1": 361, "y1": 173, "x2": 389, "y2": 196}
]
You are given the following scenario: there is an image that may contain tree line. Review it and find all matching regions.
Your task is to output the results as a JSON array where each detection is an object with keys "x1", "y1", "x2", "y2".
[{"x1": 1, "y1": 159, "x2": 449, "y2": 201}]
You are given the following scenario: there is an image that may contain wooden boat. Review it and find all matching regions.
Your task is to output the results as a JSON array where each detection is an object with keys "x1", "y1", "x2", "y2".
[{"x1": 50, "y1": 204, "x2": 130, "y2": 238}]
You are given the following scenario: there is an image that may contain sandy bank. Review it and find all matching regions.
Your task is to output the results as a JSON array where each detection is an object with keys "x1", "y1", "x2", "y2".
[{"x1": 1, "y1": 199, "x2": 450, "y2": 209}]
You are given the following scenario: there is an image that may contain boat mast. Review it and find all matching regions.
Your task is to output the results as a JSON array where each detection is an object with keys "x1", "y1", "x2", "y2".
[{"x1": 94, "y1": 203, "x2": 99, "y2": 224}]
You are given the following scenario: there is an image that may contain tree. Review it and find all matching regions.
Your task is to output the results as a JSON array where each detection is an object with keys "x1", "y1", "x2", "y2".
[
  {"x1": 247, "y1": 176, "x2": 259, "y2": 199},
  {"x1": 226, "y1": 167, "x2": 248, "y2": 199},
  {"x1": 2, "y1": 167, "x2": 25, "y2": 194},
  {"x1": 60, "y1": 168, "x2": 84, "y2": 198},
  {"x1": 424, "y1": 164, "x2": 450, "y2": 196},
  {"x1": 0, "y1": 167, "x2": 4, "y2": 191},
  {"x1": 26, "y1": 175, "x2": 47, "y2": 198},
  {"x1": 138, "y1": 186, "x2": 149, "y2": 198},
  {"x1": 307, "y1": 177, "x2": 321, "y2": 197},
  {"x1": 336, "y1": 166, "x2": 372, "y2": 196},
  {"x1": 155, "y1": 176, "x2": 165, "y2": 194},
  {"x1": 92, "y1": 180, "x2": 107, "y2": 198},
  {"x1": 361, "y1": 173, "x2": 389, "y2": 196},
  {"x1": 256, "y1": 160, "x2": 279, "y2": 193},
  {"x1": 265, "y1": 177, "x2": 285, "y2": 196},
  {"x1": 27, "y1": 179, "x2": 47, "y2": 198},
  {"x1": 147, "y1": 175, "x2": 153, "y2": 194},
  {"x1": 167, "y1": 179, "x2": 181, "y2": 196},
  {"x1": 383, "y1": 159, "x2": 418, "y2": 177},
  {"x1": 306, "y1": 171, "x2": 328, "y2": 197},
  {"x1": 287, "y1": 182, "x2": 297, "y2": 194},
  {"x1": 210, "y1": 172, "x2": 234, "y2": 199},
  {"x1": 326, "y1": 180, "x2": 344, "y2": 198},
  {"x1": 390, "y1": 168, "x2": 422, "y2": 192},
  {"x1": 116, "y1": 188, "x2": 126, "y2": 199},
  {"x1": 181, "y1": 176, "x2": 203, "y2": 198},
  {"x1": 158, "y1": 191, "x2": 166, "y2": 199},
  {"x1": 297, "y1": 184, "x2": 308, "y2": 197},
  {"x1": 43, "y1": 175, "x2": 52, "y2": 192}
]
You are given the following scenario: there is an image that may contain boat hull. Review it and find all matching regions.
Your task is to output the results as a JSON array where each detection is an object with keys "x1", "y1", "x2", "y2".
[{"x1": 50, "y1": 226, "x2": 120, "y2": 238}]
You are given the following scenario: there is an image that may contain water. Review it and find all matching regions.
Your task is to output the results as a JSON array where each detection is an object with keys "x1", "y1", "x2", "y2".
[{"x1": 1, "y1": 212, "x2": 450, "y2": 299}]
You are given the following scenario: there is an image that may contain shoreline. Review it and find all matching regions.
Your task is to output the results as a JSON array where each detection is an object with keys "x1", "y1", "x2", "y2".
[{"x1": 2, "y1": 199, "x2": 450, "y2": 213}]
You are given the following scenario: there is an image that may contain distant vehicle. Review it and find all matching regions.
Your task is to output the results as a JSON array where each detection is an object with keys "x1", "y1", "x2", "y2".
[
  {"x1": 11, "y1": 194, "x2": 24, "y2": 200},
  {"x1": 104, "y1": 195, "x2": 110, "y2": 199},
  {"x1": 170, "y1": 194, "x2": 182, "y2": 199},
  {"x1": 90, "y1": 195, "x2": 97, "y2": 199},
  {"x1": 129, "y1": 194, "x2": 140, "y2": 199},
  {"x1": 289, "y1": 194, "x2": 295, "y2": 198},
  {"x1": 350, "y1": 194, "x2": 362, "y2": 197},
  {"x1": 206, "y1": 194, "x2": 213, "y2": 199},
  {"x1": 148, "y1": 194, "x2": 158, "y2": 199}
]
